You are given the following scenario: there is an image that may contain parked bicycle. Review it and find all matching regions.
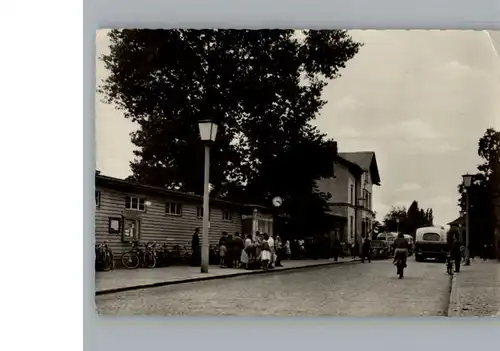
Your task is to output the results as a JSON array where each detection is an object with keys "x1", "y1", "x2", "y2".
[
  {"x1": 182, "y1": 243, "x2": 192, "y2": 263},
  {"x1": 156, "y1": 242, "x2": 172, "y2": 267},
  {"x1": 95, "y1": 240, "x2": 114, "y2": 271},
  {"x1": 144, "y1": 241, "x2": 157, "y2": 268},
  {"x1": 121, "y1": 240, "x2": 157, "y2": 269}
]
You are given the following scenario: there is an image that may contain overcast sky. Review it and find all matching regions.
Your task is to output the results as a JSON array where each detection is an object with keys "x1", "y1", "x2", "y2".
[{"x1": 96, "y1": 30, "x2": 500, "y2": 226}]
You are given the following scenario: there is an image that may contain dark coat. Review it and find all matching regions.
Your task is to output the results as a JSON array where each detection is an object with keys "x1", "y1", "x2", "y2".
[
  {"x1": 362, "y1": 241, "x2": 371, "y2": 254},
  {"x1": 191, "y1": 233, "x2": 200, "y2": 250},
  {"x1": 451, "y1": 241, "x2": 462, "y2": 259}
]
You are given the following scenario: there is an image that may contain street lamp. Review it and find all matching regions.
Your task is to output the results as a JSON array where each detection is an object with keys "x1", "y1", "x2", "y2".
[
  {"x1": 396, "y1": 218, "x2": 400, "y2": 234},
  {"x1": 198, "y1": 120, "x2": 218, "y2": 273},
  {"x1": 462, "y1": 173, "x2": 474, "y2": 266}
]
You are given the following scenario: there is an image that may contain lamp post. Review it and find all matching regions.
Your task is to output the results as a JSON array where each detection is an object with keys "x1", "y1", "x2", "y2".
[
  {"x1": 198, "y1": 120, "x2": 218, "y2": 273},
  {"x1": 396, "y1": 218, "x2": 400, "y2": 234},
  {"x1": 462, "y1": 174, "x2": 474, "y2": 266}
]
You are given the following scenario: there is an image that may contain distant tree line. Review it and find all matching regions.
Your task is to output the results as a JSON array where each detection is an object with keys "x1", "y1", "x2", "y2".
[{"x1": 372, "y1": 201, "x2": 434, "y2": 239}]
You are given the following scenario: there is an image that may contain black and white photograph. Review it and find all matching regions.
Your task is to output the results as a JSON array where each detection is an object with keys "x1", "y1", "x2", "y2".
[{"x1": 94, "y1": 29, "x2": 500, "y2": 317}]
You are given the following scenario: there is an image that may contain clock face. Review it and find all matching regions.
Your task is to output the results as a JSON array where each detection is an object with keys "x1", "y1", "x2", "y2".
[{"x1": 272, "y1": 196, "x2": 283, "y2": 207}]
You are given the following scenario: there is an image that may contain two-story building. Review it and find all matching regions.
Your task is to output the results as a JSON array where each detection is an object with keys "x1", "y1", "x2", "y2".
[
  {"x1": 95, "y1": 173, "x2": 275, "y2": 266},
  {"x1": 316, "y1": 151, "x2": 381, "y2": 245}
]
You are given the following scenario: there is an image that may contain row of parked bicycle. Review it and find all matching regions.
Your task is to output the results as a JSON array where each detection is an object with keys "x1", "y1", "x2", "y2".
[{"x1": 95, "y1": 240, "x2": 219, "y2": 271}]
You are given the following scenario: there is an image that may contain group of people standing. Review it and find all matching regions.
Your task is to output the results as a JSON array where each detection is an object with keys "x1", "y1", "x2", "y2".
[
  {"x1": 191, "y1": 227, "x2": 383, "y2": 268},
  {"x1": 218, "y1": 231, "x2": 291, "y2": 270}
]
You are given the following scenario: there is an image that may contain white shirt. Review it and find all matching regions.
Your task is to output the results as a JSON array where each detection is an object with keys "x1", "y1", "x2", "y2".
[
  {"x1": 267, "y1": 237, "x2": 275, "y2": 252},
  {"x1": 245, "y1": 238, "x2": 252, "y2": 248}
]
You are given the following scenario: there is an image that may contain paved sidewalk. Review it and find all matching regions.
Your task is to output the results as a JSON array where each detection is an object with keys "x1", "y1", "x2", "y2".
[
  {"x1": 95, "y1": 257, "x2": 360, "y2": 295},
  {"x1": 448, "y1": 260, "x2": 500, "y2": 317}
]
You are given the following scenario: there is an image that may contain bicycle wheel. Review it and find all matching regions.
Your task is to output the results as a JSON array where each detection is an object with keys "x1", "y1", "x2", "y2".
[
  {"x1": 143, "y1": 251, "x2": 157, "y2": 268},
  {"x1": 121, "y1": 252, "x2": 140, "y2": 269}
]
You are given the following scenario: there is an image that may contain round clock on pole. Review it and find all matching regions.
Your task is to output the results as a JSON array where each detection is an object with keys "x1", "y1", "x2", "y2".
[{"x1": 272, "y1": 196, "x2": 283, "y2": 208}]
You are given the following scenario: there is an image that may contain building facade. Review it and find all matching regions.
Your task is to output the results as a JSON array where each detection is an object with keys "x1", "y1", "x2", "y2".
[
  {"x1": 316, "y1": 151, "x2": 381, "y2": 245},
  {"x1": 95, "y1": 174, "x2": 274, "y2": 266}
]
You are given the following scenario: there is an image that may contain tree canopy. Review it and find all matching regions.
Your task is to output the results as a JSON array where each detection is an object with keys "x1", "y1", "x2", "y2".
[
  {"x1": 457, "y1": 128, "x2": 500, "y2": 255},
  {"x1": 382, "y1": 201, "x2": 434, "y2": 237},
  {"x1": 99, "y1": 29, "x2": 362, "y2": 237}
]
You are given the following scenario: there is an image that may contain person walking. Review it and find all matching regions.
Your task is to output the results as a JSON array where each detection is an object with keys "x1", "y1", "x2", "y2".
[
  {"x1": 261, "y1": 233, "x2": 272, "y2": 271},
  {"x1": 232, "y1": 232, "x2": 244, "y2": 269},
  {"x1": 351, "y1": 242, "x2": 358, "y2": 259},
  {"x1": 284, "y1": 239, "x2": 291, "y2": 260},
  {"x1": 255, "y1": 232, "x2": 263, "y2": 265},
  {"x1": 450, "y1": 236, "x2": 462, "y2": 273},
  {"x1": 219, "y1": 232, "x2": 228, "y2": 268},
  {"x1": 267, "y1": 233, "x2": 276, "y2": 268},
  {"x1": 191, "y1": 228, "x2": 201, "y2": 266},
  {"x1": 241, "y1": 234, "x2": 253, "y2": 270},
  {"x1": 225, "y1": 233, "x2": 234, "y2": 268},
  {"x1": 331, "y1": 239, "x2": 341, "y2": 261},
  {"x1": 275, "y1": 235, "x2": 283, "y2": 267},
  {"x1": 361, "y1": 238, "x2": 372, "y2": 263},
  {"x1": 298, "y1": 239, "x2": 305, "y2": 259}
]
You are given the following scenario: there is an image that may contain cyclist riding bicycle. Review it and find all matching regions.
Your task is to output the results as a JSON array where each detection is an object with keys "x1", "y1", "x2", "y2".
[{"x1": 392, "y1": 233, "x2": 409, "y2": 268}]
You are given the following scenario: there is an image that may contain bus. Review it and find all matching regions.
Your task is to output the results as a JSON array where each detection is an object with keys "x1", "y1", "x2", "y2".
[{"x1": 414, "y1": 226, "x2": 448, "y2": 262}]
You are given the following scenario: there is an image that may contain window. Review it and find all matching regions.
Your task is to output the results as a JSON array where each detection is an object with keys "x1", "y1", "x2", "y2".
[
  {"x1": 350, "y1": 184, "x2": 354, "y2": 205},
  {"x1": 165, "y1": 202, "x2": 182, "y2": 216},
  {"x1": 362, "y1": 190, "x2": 371, "y2": 210},
  {"x1": 222, "y1": 211, "x2": 232, "y2": 221},
  {"x1": 422, "y1": 233, "x2": 440, "y2": 242},
  {"x1": 350, "y1": 216, "x2": 354, "y2": 238},
  {"x1": 125, "y1": 196, "x2": 146, "y2": 211},
  {"x1": 197, "y1": 207, "x2": 211, "y2": 218},
  {"x1": 95, "y1": 191, "x2": 101, "y2": 207}
]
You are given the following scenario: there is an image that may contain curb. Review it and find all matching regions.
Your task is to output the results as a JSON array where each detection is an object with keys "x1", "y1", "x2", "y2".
[
  {"x1": 96, "y1": 259, "x2": 361, "y2": 296},
  {"x1": 447, "y1": 273, "x2": 459, "y2": 317}
]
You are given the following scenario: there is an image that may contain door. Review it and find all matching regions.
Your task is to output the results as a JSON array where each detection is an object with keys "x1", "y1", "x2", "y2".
[{"x1": 122, "y1": 218, "x2": 140, "y2": 242}]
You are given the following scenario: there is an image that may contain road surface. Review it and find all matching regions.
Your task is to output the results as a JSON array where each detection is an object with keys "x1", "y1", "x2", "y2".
[{"x1": 96, "y1": 259, "x2": 452, "y2": 316}]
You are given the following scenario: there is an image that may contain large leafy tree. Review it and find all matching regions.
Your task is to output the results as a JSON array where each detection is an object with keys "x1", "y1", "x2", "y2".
[
  {"x1": 383, "y1": 201, "x2": 434, "y2": 237},
  {"x1": 457, "y1": 128, "x2": 500, "y2": 257},
  {"x1": 99, "y1": 29, "x2": 362, "y2": 237},
  {"x1": 383, "y1": 206, "x2": 408, "y2": 233}
]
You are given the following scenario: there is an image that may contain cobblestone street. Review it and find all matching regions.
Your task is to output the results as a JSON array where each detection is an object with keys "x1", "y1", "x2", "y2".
[{"x1": 96, "y1": 259, "x2": 452, "y2": 316}]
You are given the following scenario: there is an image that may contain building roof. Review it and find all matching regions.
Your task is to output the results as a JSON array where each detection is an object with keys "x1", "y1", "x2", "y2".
[
  {"x1": 335, "y1": 156, "x2": 364, "y2": 176},
  {"x1": 447, "y1": 216, "x2": 465, "y2": 226},
  {"x1": 95, "y1": 173, "x2": 273, "y2": 212},
  {"x1": 338, "y1": 151, "x2": 381, "y2": 185}
]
